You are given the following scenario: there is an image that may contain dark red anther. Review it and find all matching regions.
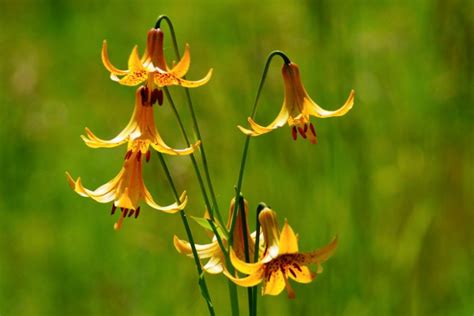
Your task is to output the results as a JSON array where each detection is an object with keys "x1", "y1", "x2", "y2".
[
  {"x1": 140, "y1": 86, "x2": 149, "y2": 106},
  {"x1": 136, "y1": 152, "x2": 142, "y2": 162},
  {"x1": 135, "y1": 207, "x2": 140, "y2": 218},
  {"x1": 288, "y1": 268, "x2": 297, "y2": 278},
  {"x1": 157, "y1": 89, "x2": 163, "y2": 105},
  {"x1": 146, "y1": 150, "x2": 151, "y2": 162},
  {"x1": 122, "y1": 208, "x2": 129, "y2": 217},
  {"x1": 128, "y1": 209, "x2": 135, "y2": 217},
  {"x1": 309, "y1": 123, "x2": 316, "y2": 137},
  {"x1": 111, "y1": 204, "x2": 117, "y2": 215},
  {"x1": 298, "y1": 127, "x2": 307, "y2": 139},
  {"x1": 304, "y1": 124, "x2": 308, "y2": 133},
  {"x1": 124, "y1": 150, "x2": 132, "y2": 160},
  {"x1": 292, "y1": 126, "x2": 297, "y2": 140}
]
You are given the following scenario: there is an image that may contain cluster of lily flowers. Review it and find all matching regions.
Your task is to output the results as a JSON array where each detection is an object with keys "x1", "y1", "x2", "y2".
[{"x1": 66, "y1": 17, "x2": 354, "y2": 312}]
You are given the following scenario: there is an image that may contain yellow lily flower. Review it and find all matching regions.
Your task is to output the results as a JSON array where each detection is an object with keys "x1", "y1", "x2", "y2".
[
  {"x1": 238, "y1": 62, "x2": 355, "y2": 144},
  {"x1": 82, "y1": 86, "x2": 200, "y2": 157},
  {"x1": 101, "y1": 28, "x2": 213, "y2": 88},
  {"x1": 173, "y1": 198, "x2": 255, "y2": 274},
  {"x1": 224, "y1": 207, "x2": 338, "y2": 298},
  {"x1": 66, "y1": 145, "x2": 187, "y2": 230}
]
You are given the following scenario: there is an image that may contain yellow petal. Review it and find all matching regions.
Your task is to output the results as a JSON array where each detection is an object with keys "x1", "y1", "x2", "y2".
[
  {"x1": 308, "y1": 89, "x2": 355, "y2": 118},
  {"x1": 151, "y1": 139, "x2": 199, "y2": 156},
  {"x1": 178, "y1": 68, "x2": 213, "y2": 88},
  {"x1": 144, "y1": 189, "x2": 186, "y2": 213},
  {"x1": 262, "y1": 269, "x2": 285, "y2": 296},
  {"x1": 170, "y1": 43, "x2": 190, "y2": 78},
  {"x1": 173, "y1": 235, "x2": 220, "y2": 258},
  {"x1": 101, "y1": 40, "x2": 128, "y2": 75},
  {"x1": 224, "y1": 269, "x2": 263, "y2": 287},
  {"x1": 288, "y1": 264, "x2": 315, "y2": 284},
  {"x1": 203, "y1": 255, "x2": 225, "y2": 274},
  {"x1": 259, "y1": 208, "x2": 280, "y2": 262},
  {"x1": 243, "y1": 105, "x2": 290, "y2": 136},
  {"x1": 303, "y1": 236, "x2": 339, "y2": 266},
  {"x1": 81, "y1": 126, "x2": 132, "y2": 149},
  {"x1": 278, "y1": 219, "x2": 299, "y2": 255},
  {"x1": 229, "y1": 248, "x2": 263, "y2": 275}
]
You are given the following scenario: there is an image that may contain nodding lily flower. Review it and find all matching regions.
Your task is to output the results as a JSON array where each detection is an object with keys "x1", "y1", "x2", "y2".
[
  {"x1": 174, "y1": 198, "x2": 256, "y2": 274},
  {"x1": 66, "y1": 146, "x2": 187, "y2": 230},
  {"x1": 82, "y1": 86, "x2": 200, "y2": 157},
  {"x1": 224, "y1": 207, "x2": 338, "y2": 299},
  {"x1": 238, "y1": 62, "x2": 355, "y2": 144},
  {"x1": 102, "y1": 28, "x2": 213, "y2": 88}
]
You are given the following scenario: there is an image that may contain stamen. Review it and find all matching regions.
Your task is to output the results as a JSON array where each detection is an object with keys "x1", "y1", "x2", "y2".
[
  {"x1": 122, "y1": 208, "x2": 129, "y2": 217},
  {"x1": 140, "y1": 86, "x2": 149, "y2": 106},
  {"x1": 111, "y1": 204, "x2": 117, "y2": 215},
  {"x1": 292, "y1": 126, "x2": 297, "y2": 140},
  {"x1": 114, "y1": 209, "x2": 126, "y2": 231},
  {"x1": 309, "y1": 123, "x2": 318, "y2": 144},
  {"x1": 157, "y1": 89, "x2": 163, "y2": 105},
  {"x1": 304, "y1": 124, "x2": 308, "y2": 133},
  {"x1": 135, "y1": 206, "x2": 140, "y2": 218},
  {"x1": 128, "y1": 209, "x2": 135, "y2": 217},
  {"x1": 150, "y1": 88, "x2": 162, "y2": 106},
  {"x1": 298, "y1": 127, "x2": 307, "y2": 139},
  {"x1": 293, "y1": 262, "x2": 302, "y2": 272},
  {"x1": 309, "y1": 123, "x2": 316, "y2": 137},
  {"x1": 124, "y1": 150, "x2": 132, "y2": 160},
  {"x1": 136, "y1": 152, "x2": 142, "y2": 162},
  {"x1": 146, "y1": 150, "x2": 151, "y2": 162}
]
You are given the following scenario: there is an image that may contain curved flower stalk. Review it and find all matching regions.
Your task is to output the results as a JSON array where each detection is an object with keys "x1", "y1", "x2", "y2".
[
  {"x1": 102, "y1": 28, "x2": 213, "y2": 88},
  {"x1": 174, "y1": 198, "x2": 256, "y2": 274},
  {"x1": 66, "y1": 145, "x2": 187, "y2": 230},
  {"x1": 82, "y1": 86, "x2": 200, "y2": 156},
  {"x1": 238, "y1": 62, "x2": 355, "y2": 144},
  {"x1": 224, "y1": 207, "x2": 338, "y2": 298}
]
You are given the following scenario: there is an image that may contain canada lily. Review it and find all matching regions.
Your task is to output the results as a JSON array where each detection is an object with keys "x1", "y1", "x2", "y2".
[
  {"x1": 102, "y1": 28, "x2": 212, "y2": 88},
  {"x1": 174, "y1": 198, "x2": 255, "y2": 274},
  {"x1": 238, "y1": 62, "x2": 355, "y2": 144},
  {"x1": 224, "y1": 207, "x2": 338, "y2": 298},
  {"x1": 82, "y1": 86, "x2": 200, "y2": 156},
  {"x1": 66, "y1": 145, "x2": 187, "y2": 230}
]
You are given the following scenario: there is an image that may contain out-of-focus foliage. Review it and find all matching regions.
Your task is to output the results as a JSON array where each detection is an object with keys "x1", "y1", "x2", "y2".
[{"x1": 0, "y1": 0, "x2": 472, "y2": 315}]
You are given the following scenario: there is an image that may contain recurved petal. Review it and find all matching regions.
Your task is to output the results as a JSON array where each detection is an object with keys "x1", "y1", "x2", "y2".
[
  {"x1": 170, "y1": 43, "x2": 191, "y2": 78},
  {"x1": 151, "y1": 139, "x2": 200, "y2": 156},
  {"x1": 229, "y1": 248, "x2": 263, "y2": 275},
  {"x1": 262, "y1": 269, "x2": 285, "y2": 296},
  {"x1": 173, "y1": 235, "x2": 221, "y2": 258},
  {"x1": 203, "y1": 255, "x2": 225, "y2": 274},
  {"x1": 178, "y1": 68, "x2": 213, "y2": 88},
  {"x1": 306, "y1": 236, "x2": 339, "y2": 265},
  {"x1": 101, "y1": 40, "x2": 128, "y2": 75},
  {"x1": 224, "y1": 269, "x2": 263, "y2": 287},
  {"x1": 66, "y1": 172, "x2": 118, "y2": 203},
  {"x1": 288, "y1": 265, "x2": 315, "y2": 284},
  {"x1": 278, "y1": 220, "x2": 299, "y2": 255},
  {"x1": 243, "y1": 105, "x2": 290, "y2": 136},
  {"x1": 144, "y1": 189, "x2": 186, "y2": 213},
  {"x1": 81, "y1": 127, "x2": 131, "y2": 149},
  {"x1": 308, "y1": 89, "x2": 355, "y2": 118}
]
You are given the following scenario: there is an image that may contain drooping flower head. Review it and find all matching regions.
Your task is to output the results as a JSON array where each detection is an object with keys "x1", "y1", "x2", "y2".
[
  {"x1": 224, "y1": 207, "x2": 338, "y2": 298},
  {"x1": 82, "y1": 86, "x2": 200, "y2": 156},
  {"x1": 239, "y1": 62, "x2": 355, "y2": 144},
  {"x1": 102, "y1": 28, "x2": 213, "y2": 88},
  {"x1": 66, "y1": 144, "x2": 187, "y2": 230},
  {"x1": 174, "y1": 198, "x2": 255, "y2": 274}
]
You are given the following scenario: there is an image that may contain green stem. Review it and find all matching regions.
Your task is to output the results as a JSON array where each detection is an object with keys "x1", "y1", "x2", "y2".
[
  {"x1": 251, "y1": 203, "x2": 266, "y2": 316},
  {"x1": 156, "y1": 152, "x2": 215, "y2": 316},
  {"x1": 156, "y1": 14, "x2": 225, "y2": 228},
  {"x1": 238, "y1": 196, "x2": 253, "y2": 315},
  {"x1": 228, "y1": 51, "x2": 291, "y2": 243}
]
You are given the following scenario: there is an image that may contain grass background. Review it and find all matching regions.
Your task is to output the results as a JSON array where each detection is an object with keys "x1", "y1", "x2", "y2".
[{"x1": 0, "y1": 0, "x2": 472, "y2": 315}]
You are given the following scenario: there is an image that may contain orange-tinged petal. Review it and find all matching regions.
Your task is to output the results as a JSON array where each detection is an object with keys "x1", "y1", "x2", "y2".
[
  {"x1": 224, "y1": 269, "x2": 263, "y2": 287},
  {"x1": 242, "y1": 105, "x2": 290, "y2": 136},
  {"x1": 308, "y1": 89, "x2": 355, "y2": 118},
  {"x1": 259, "y1": 208, "x2": 280, "y2": 262},
  {"x1": 118, "y1": 71, "x2": 148, "y2": 86},
  {"x1": 262, "y1": 269, "x2": 285, "y2": 296},
  {"x1": 173, "y1": 235, "x2": 221, "y2": 259},
  {"x1": 177, "y1": 68, "x2": 213, "y2": 88},
  {"x1": 101, "y1": 40, "x2": 128, "y2": 75},
  {"x1": 288, "y1": 265, "x2": 315, "y2": 284},
  {"x1": 81, "y1": 126, "x2": 133, "y2": 149},
  {"x1": 170, "y1": 43, "x2": 190, "y2": 78},
  {"x1": 229, "y1": 248, "x2": 263, "y2": 275},
  {"x1": 278, "y1": 220, "x2": 299, "y2": 255},
  {"x1": 151, "y1": 139, "x2": 200, "y2": 156}
]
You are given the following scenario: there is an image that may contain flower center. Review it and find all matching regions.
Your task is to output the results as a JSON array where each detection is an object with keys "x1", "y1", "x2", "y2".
[
  {"x1": 112, "y1": 206, "x2": 141, "y2": 230},
  {"x1": 291, "y1": 123, "x2": 317, "y2": 144},
  {"x1": 263, "y1": 253, "x2": 304, "y2": 280}
]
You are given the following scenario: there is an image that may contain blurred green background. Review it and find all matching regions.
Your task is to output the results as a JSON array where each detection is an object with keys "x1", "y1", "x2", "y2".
[{"x1": 0, "y1": 0, "x2": 472, "y2": 315}]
